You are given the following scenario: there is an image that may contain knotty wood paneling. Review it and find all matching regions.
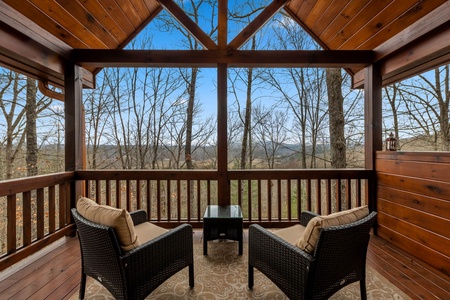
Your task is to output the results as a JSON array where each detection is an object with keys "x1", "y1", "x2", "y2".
[{"x1": 376, "y1": 151, "x2": 450, "y2": 277}]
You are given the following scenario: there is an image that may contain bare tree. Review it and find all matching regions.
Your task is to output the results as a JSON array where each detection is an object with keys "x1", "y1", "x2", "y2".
[
  {"x1": 397, "y1": 65, "x2": 450, "y2": 150},
  {"x1": 253, "y1": 105, "x2": 289, "y2": 168},
  {"x1": 0, "y1": 70, "x2": 27, "y2": 179},
  {"x1": 326, "y1": 68, "x2": 346, "y2": 168},
  {"x1": 26, "y1": 77, "x2": 38, "y2": 176}
]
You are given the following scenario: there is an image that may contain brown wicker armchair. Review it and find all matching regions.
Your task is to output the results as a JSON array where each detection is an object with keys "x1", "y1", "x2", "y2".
[
  {"x1": 248, "y1": 210, "x2": 377, "y2": 300},
  {"x1": 72, "y1": 208, "x2": 194, "y2": 300}
]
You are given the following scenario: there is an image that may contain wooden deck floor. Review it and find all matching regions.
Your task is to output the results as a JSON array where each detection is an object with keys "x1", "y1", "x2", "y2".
[{"x1": 0, "y1": 232, "x2": 449, "y2": 300}]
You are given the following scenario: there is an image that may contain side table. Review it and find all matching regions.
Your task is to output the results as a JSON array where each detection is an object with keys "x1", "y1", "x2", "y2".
[{"x1": 203, "y1": 205, "x2": 243, "y2": 255}]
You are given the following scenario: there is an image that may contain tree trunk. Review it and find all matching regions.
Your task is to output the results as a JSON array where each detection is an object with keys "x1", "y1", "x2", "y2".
[
  {"x1": 185, "y1": 67, "x2": 198, "y2": 170},
  {"x1": 326, "y1": 68, "x2": 346, "y2": 168},
  {"x1": 26, "y1": 77, "x2": 38, "y2": 176}
]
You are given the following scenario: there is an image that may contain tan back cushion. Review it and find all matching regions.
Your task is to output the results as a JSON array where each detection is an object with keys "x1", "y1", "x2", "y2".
[
  {"x1": 76, "y1": 196, "x2": 140, "y2": 251},
  {"x1": 296, "y1": 206, "x2": 369, "y2": 253}
]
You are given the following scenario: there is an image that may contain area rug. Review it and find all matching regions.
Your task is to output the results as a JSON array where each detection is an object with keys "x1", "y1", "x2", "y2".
[{"x1": 70, "y1": 241, "x2": 411, "y2": 300}]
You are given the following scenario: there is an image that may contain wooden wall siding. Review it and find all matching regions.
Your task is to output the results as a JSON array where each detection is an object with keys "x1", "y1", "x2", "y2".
[{"x1": 376, "y1": 151, "x2": 450, "y2": 277}]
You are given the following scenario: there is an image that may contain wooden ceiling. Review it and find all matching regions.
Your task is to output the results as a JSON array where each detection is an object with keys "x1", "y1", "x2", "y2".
[{"x1": 0, "y1": 0, "x2": 449, "y2": 88}]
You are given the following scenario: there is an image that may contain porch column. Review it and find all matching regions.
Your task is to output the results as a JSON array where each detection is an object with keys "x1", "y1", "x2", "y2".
[
  {"x1": 65, "y1": 63, "x2": 84, "y2": 211},
  {"x1": 217, "y1": 63, "x2": 229, "y2": 205},
  {"x1": 364, "y1": 63, "x2": 382, "y2": 213}
]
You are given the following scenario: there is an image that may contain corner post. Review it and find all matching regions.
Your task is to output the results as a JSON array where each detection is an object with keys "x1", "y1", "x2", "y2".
[
  {"x1": 364, "y1": 64, "x2": 382, "y2": 214},
  {"x1": 65, "y1": 63, "x2": 84, "y2": 214}
]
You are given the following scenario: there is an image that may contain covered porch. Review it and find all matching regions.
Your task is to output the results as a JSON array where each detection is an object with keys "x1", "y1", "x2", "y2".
[{"x1": 1, "y1": 0, "x2": 450, "y2": 299}]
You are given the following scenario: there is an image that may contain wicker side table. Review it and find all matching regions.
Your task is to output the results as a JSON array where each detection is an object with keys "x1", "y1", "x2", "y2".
[{"x1": 203, "y1": 205, "x2": 243, "y2": 255}]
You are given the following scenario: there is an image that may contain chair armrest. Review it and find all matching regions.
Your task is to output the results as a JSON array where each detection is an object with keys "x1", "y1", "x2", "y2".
[
  {"x1": 121, "y1": 224, "x2": 193, "y2": 286},
  {"x1": 129, "y1": 209, "x2": 147, "y2": 225},
  {"x1": 301, "y1": 211, "x2": 319, "y2": 226},
  {"x1": 248, "y1": 224, "x2": 313, "y2": 300}
]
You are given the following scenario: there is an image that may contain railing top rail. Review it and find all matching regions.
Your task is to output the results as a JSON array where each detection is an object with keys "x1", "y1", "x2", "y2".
[{"x1": 0, "y1": 172, "x2": 75, "y2": 197}]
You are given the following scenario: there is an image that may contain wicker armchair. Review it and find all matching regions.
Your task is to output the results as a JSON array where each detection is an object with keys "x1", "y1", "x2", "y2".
[
  {"x1": 72, "y1": 208, "x2": 194, "y2": 300},
  {"x1": 248, "y1": 211, "x2": 377, "y2": 300}
]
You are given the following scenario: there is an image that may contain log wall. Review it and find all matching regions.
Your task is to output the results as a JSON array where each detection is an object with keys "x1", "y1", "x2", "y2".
[{"x1": 376, "y1": 151, "x2": 450, "y2": 276}]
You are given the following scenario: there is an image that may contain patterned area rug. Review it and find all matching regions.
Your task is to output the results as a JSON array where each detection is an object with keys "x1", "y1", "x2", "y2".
[{"x1": 71, "y1": 240, "x2": 411, "y2": 300}]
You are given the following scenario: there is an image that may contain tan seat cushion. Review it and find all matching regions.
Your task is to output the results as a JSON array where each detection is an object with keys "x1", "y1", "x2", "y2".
[
  {"x1": 135, "y1": 222, "x2": 169, "y2": 244},
  {"x1": 296, "y1": 206, "x2": 369, "y2": 254},
  {"x1": 76, "y1": 196, "x2": 139, "y2": 251},
  {"x1": 273, "y1": 224, "x2": 306, "y2": 245}
]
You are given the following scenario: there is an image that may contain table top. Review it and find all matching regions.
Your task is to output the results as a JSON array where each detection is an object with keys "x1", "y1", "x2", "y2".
[{"x1": 203, "y1": 205, "x2": 242, "y2": 219}]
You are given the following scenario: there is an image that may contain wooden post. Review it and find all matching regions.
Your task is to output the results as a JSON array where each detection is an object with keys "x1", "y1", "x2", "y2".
[
  {"x1": 364, "y1": 63, "x2": 382, "y2": 214},
  {"x1": 65, "y1": 63, "x2": 84, "y2": 213},
  {"x1": 217, "y1": 0, "x2": 229, "y2": 206},
  {"x1": 217, "y1": 64, "x2": 229, "y2": 205}
]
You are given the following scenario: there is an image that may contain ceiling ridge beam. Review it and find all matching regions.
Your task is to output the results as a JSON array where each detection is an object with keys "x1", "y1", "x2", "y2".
[
  {"x1": 71, "y1": 49, "x2": 374, "y2": 68},
  {"x1": 228, "y1": 0, "x2": 288, "y2": 50},
  {"x1": 157, "y1": 0, "x2": 217, "y2": 50}
]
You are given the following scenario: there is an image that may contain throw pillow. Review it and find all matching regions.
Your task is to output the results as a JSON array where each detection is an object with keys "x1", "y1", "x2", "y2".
[
  {"x1": 296, "y1": 205, "x2": 369, "y2": 253},
  {"x1": 76, "y1": 196, "x2": 140, "y2": 251}
]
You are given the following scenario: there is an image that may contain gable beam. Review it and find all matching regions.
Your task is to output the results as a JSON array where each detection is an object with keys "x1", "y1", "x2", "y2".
[
  {"x1": 157, "y1": 0, "x2": 217, "y2": 50},
  {"x1": 228, "y1": 0, "x2": 288, "y2": 50},
  {"x1": 71, "y1": 49, "x2": 374, "y2": 68},
  {"x1": 353, "y1": 2, "x2": 450, "y2": 88}
]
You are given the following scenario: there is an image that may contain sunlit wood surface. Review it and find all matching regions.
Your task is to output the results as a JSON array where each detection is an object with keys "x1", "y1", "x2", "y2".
[{"x1": 0, "y1": 232, "x2": 449, "y2": 299}]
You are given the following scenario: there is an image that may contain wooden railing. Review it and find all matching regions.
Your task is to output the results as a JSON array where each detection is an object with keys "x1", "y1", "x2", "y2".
[
  {"x1": 0, "y1": 168, "x2": 373, "y2": 271},
  {"x1": 0, "y1": 172, "x2": 75, "y2": 271},
  {"x1": 77, "y1": 169, "x2": 373, "y2": 228}
]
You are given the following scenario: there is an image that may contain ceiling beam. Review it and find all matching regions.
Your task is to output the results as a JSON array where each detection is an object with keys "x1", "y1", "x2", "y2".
[
  {"x1": 71, "y1": 49, "x2": 374, "y2": 68},
  {"x1": 157, "y1": 0, "x2": 217, "y2": 50},
  {"x1": 352, "y1": 2, "x2": 450, "y2": 88},
  {"x1": 228, "y1": 0, "x2": 288, "y2": 50},
  {"x1": 353, "y1": 20, "x2": 450, "y2": 88}
]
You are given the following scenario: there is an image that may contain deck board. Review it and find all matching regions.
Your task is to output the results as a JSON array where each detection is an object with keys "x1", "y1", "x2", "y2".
[{"x1": 0, "y1": 233, "x2": 449, "y2": 299}]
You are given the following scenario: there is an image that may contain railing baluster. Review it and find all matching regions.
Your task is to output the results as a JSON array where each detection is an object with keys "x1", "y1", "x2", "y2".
[
  {"x1": 258, "y1": 180, "x2": 262, "y2": 222},
  {"x1": 106, "y1": 180, "x2": 111, "y2": 206},
  {"x1": 197, "y1": 180, "x2": 201, "y2": 222},
  {"x1": 167, "y1": 180, "x2": 171, "y2": 221},
  {"x1": 277, "y1": 179, "x2": 281, "y2": 221},
  {"x1": 37, "y1": 188, "x2": 44, "y2": 240},
  {"x1": 287, "y1": 179, "x2": 291, "y2": 220},
  {"x1": 157, "y1": 180, "x2": 161, "y2": 221},
  {"x1": 137, "y1": 179, "x2": 141, "y2": 210},
  {"x1": 116, "y1": 179, "x2": 121, "y2": 208},
  {"x1": 316, "y1": 179, "x2": 321, "y2": 214},
  {"x1": 326, "y1": 179, "x2": 331, "y2": 214},
  {"x1": 23, "y1": 191, "x2": 31, "y2": 247},
  {"x1": 247, "y1": 179, "x2": 252, "y2": 222},
  {"x1": 49, "y1": 185, "x2": 55, "y2": 233},
  {"x1": 187, "y1": 180, "x2": 191, "y2": 222}
]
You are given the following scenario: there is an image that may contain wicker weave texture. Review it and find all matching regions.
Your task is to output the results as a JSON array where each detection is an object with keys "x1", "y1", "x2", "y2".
[
  {"x1": 249, "y1": 211, "x2": 377, "y2": 300},
  {"x1": 72, "y1": 209, "x2": 194, "y2": 300}
]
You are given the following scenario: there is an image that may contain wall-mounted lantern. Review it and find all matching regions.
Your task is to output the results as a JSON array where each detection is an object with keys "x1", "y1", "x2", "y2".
[{"x1": 385, "y1": 132, "x2": 397, "y2": 151}]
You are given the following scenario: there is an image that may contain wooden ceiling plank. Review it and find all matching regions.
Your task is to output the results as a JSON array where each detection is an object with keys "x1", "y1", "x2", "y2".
[
  {"x1": 27, "y1": 0, "x2": 108, "y2": 49},
  {"x1": 229, "y1": 0, "x2": 288, "y2": 50},
  {"x1": 338, "y1": 0, "x2": 436, "y2": 50},
  {"x1": 56, "y1": 0, "x2": 119, "y2": 48},
  {"x1": 327, "y1": 0, "x2": 394, "y2": 49},
  {"x1": 353, "y1": 21, "x2": 450, "y2": 88},
  {"x1": 2, "y1": 0, "x2": 89, "y2": 49},
  {"x1": 77, "y1": 0, "x2": 128, "y2": 44},
  {"x1": 373, "y1": 2, "x2": 450, "y2": 61},
  {"x1": 310, "y1": 0, "x2": 349, "y2": 37},
  {"x1": 157, "y1": 0, "x2": 217, "y2": 50},
  {"x1": 98, "y1": 0, "x2": 136, "y2": 34},
  {"x1": 129, "y1": 0, "x2": 151, "y2": 20},
  {"x1": 115, "y1": 0, "x2": 144, "y2": 28},
  {"x1": 357, "y1": 0, "x2": 448, "y2": 51},
  {"x1": 71, "y1": 49, "x2": 374, "y2": 68},
  {"x1": 0, "y1": 2, "x2": 72, "y2": 56},
  {"x1": 319, "y1": 0, "x2": 370, "y2": 44},
  {"x1": 304, "y1": 0, "x2": 331, "y2": 28},
  {"x1": 296, "y1": 0, "x2": 318, "y2": 21}
]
